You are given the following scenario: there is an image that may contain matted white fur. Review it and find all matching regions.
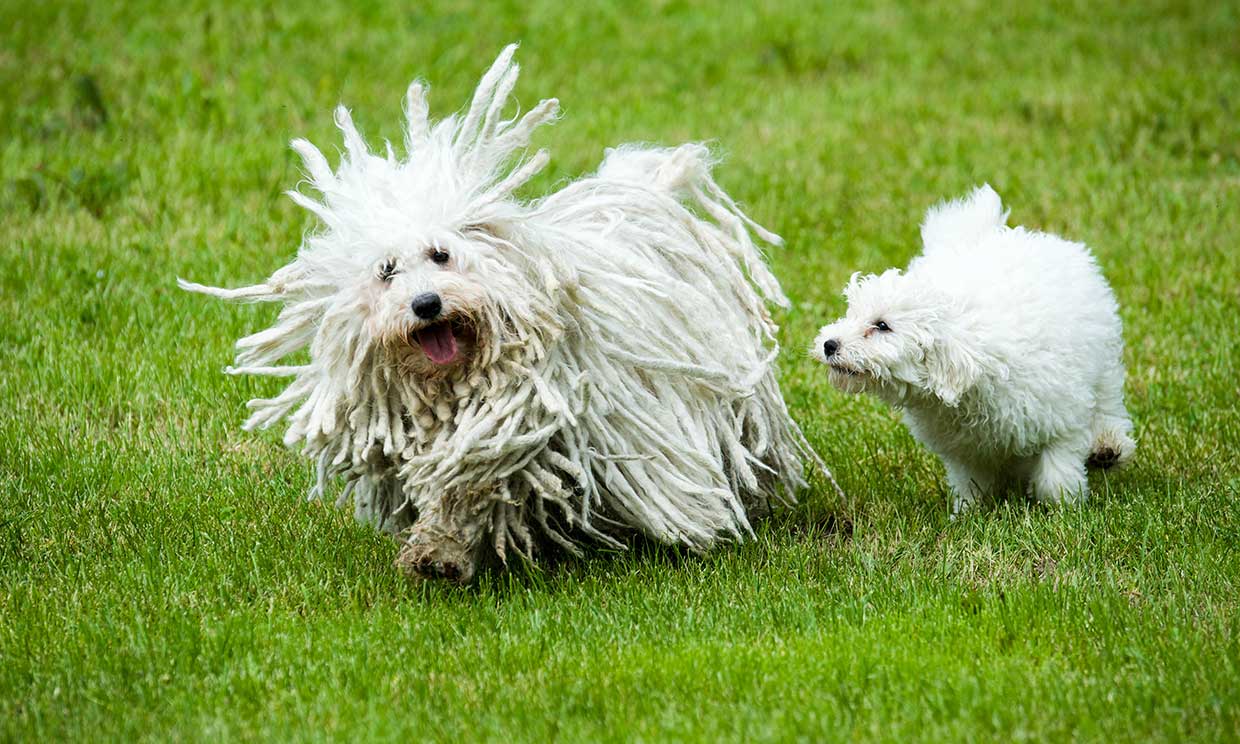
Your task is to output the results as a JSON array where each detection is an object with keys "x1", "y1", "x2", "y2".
[
  {"x1": 180, "y1": 45, "x2": 834, "y2": 582},
  {"x1": 812, "y1": 185, "x2": 1134, "y2": 515}
]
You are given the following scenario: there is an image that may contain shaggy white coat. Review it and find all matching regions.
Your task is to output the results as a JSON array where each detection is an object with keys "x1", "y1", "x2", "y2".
[
  {"x1": 812, "y1": 185, "x2": 1134, "y2": 514},
  {"x1": 180, "y1": 45, "x2": 832, "y2": 582}
]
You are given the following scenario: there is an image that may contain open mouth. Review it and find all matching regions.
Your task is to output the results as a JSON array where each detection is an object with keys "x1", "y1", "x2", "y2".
[{"x1": 409, "y1": 317, "x2": 471, "y2": 366}]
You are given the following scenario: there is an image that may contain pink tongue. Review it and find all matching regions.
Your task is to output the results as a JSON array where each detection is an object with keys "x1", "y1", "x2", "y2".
[{"x1": 415, "y1": 323, "x2": 458, "y2": 365}]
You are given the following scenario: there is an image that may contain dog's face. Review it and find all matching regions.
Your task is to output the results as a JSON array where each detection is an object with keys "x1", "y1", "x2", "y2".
[
  {"x1": 811, "y1": 270, "x2": 980, "y2": 407},
  {"x1": 362, "y1": 228, "x2": 506, "y2": 378},
  {"x1": 285, "y1": 128, "x2": 559, "y2": 389}
]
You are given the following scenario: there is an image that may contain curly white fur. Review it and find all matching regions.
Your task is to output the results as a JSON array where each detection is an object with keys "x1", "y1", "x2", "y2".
[
  {"x1": 812, "y1": 185, "x2": 1134, "y2": 515},
  {"x1": 180, "y1": 45, "x2": 833, "y2": 582}
]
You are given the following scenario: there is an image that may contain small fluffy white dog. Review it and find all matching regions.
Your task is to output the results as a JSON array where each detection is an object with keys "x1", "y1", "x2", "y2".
[
  {"x1": 812, "y1": 185, "x2": 1134, "y2": 514},
  {"x1": 180, "y1": 46, "x2": 831, "y2": 583}
]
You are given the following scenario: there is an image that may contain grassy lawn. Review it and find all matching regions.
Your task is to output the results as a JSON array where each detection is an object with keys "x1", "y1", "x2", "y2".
[{"x1": 3, "y1": 0, "x2": 1239, "y2": 740}]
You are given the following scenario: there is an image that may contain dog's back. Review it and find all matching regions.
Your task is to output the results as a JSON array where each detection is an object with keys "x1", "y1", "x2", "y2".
[{"x1": 911, "y1": 185, "x2": 1122, "y2": 372}]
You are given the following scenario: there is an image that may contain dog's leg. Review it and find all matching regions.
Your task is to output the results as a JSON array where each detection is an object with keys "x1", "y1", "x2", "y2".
[
  {"x1": 1087, "y1": 362, "x2": 1136, "y2": 470},
  {"x1": 1029, "y1": 441, "x2": 1089, "y2": 505},
  {"x1": 943, "y1": 457, "x2": 994, "y2": 518},
  {"x1": 395, "y1": 501, "x2": 491, "y2": 584}
]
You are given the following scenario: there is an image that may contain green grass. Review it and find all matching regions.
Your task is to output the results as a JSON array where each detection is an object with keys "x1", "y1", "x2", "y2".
[{"x1": 3, "y1": 0, "x2": 1239, "y2": 740}]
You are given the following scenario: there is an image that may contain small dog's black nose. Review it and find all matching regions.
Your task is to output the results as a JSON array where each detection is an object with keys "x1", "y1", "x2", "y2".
[
  {"x1": 823, "y1": 339, "x2": 840, "y2": 358},
  {"x1": 411, "y1": 292, "x2": 442, "y2": 320}
]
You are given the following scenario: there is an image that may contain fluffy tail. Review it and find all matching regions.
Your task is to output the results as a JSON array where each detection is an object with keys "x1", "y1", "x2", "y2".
[{"x1": 920, "y1": 183, "x2": 1009, "y2": 254}]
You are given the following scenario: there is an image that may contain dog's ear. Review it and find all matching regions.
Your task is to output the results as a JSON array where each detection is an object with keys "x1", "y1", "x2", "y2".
[{"x1": 923, "y1": 330, "x2": 985, "y2": 407}]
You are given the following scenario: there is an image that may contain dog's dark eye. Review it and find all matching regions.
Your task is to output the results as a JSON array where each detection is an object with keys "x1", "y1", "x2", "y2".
[
  {"x1": 429, "y1": 246, "x2": 450, "y2": 265},
  {"x1": 377, "y1": 259, "x2": 399, "y2": 281},
  {"x1": 874, "y1": 320, "x2": 892, "y2": 332}
]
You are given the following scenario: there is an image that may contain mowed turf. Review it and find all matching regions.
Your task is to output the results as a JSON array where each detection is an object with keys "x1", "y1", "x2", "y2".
[{"x1": 3, "y1": 1, "x2": 1239, "y2": 741}]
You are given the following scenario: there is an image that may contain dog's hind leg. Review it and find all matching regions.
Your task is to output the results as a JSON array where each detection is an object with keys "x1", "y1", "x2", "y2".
[
  {"x1": 1029, "y1": 440, "x2": 1090, "y2": 506},
  {"x1": 1086, "y1": 363, "x2": 1135, "y2": 470}
]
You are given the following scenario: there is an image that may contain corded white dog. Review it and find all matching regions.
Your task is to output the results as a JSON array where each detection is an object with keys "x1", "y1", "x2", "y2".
[
  {"x1": 812, "y1": 185, "x2": 1134, "y2": 515},
  {"x1": 181, "y1": 46, "x2": 833, "y2": 583}
]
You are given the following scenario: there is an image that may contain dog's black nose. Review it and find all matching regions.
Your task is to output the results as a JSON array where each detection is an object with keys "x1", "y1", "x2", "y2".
[
  {"x1": 823, "y1": 339, "x2": 840, "y2": 358},
  {"x1": 411, "y1": 292, "x2": 442, "y2": 320}
]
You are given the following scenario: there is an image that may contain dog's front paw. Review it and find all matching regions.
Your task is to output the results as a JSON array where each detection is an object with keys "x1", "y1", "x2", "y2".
[
  {"x1": 949, "y1": 493, "x2": 976, "y2": 520},
  {"x1": 396, "y1": 539, "x2": 477, "y2": 584}
]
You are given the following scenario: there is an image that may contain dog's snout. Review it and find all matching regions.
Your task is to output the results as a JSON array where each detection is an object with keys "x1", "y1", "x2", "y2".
[
  {"x1": 411, "y1": 292, "x2": 442, "y2": 320},
  {"x1": 823, "y1": 339, "x2": 840, "y2": 358}
]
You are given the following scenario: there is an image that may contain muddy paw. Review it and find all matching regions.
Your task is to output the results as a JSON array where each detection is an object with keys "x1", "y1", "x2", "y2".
[
  {"x1": 396, "y1": 541, "x2": 476, "y2": 584},
  {"x1": 1086, "y1": 447, "x2": 1121, "y2": 470}
]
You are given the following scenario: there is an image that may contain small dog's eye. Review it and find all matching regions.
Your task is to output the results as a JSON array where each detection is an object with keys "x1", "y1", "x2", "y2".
[
  {"x1": 429, "y1": 246, "x2": 450, "y2": 265},
  {"x1": 377, "y1": 259, "x2": 399, "y2": 281},
  {"x1": 874, "y1": 320, "x2": 892, "y2": 332}
]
